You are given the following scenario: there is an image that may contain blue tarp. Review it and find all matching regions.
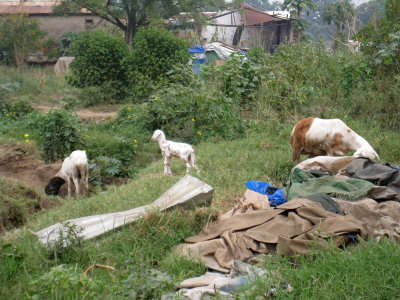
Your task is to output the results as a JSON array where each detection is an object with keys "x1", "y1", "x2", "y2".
[
  {"x1": 188, "y1": 46, "x2": 205, "y2": 53},
  {"x1": 245, "y1": 181, "x2": 287, "y2": 206}
]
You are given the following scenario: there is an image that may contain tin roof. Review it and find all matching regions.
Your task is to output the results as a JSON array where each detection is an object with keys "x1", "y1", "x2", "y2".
[
  {"x1": 0, "y1": 2, "x2": 90, "y2": 14},
  {"x1": 0, "y1": 4, "x2": 54, "y2": 14}
]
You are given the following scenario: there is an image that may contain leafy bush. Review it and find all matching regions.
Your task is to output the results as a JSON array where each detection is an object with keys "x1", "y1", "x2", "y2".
[
  {"x1": 210, "y1": 48, "x2": 267, "y2": 105},
  {"x1": 59, "y1": 32, "x2": 78, "y2": 56},
  {"x1": 0, "y1": 100, "x2": 34, "y2": 120},
  {"x1": 124, "y1": 27, "x2": 191, "y2": 100},
  {"x1": 84, "y1": 132, "x2": 137, "y2": 177},
  {"x1": 357, "y1": 0, "x2": 400, "y2": 73},
  {"x1": 35, "y1": 109, "x2": 83, "y2": 163},
  {"x1": 117, "y1": 85, "x2": 247, "y2": 143},
  {"x1": 67, "y1": 31, "x2": 128, "y2": 99},
  {"x1": 88, "y1": 156, "x2": 122, "y2": 187}
]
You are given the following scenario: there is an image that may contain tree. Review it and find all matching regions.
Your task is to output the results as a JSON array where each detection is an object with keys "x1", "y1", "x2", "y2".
[
  {"x1": 281, "y1": 0, "x2": 316, "y2": 20},
  {"x1": 322, "y1": 0, "x2": 355, "y2": 41},
  {"x1": 55, "y1": 0, "x2": 227, "y2": 45},
  {"x1": 0, "y1": 14, "x2": 46, "y2": 67}
]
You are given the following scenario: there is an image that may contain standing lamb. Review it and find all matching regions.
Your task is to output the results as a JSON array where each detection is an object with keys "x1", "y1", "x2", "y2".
[
  {"x1": 151, "y1": 129, "x2": 200, "y2": 175},
  {"x1": 45, "y1": 150, "x2": 89, "y2": 197},
  {"x1": 290, "y1": 117, "x2": 379, "y2": 164}
]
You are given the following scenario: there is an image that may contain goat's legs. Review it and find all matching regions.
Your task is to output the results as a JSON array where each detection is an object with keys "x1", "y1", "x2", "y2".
[
  {"x1": 164, "y1": 156, "x2": 172, "y2": 175},
  {"x1": 67, "y1": 178, "x2": 73, "y2": 197},
  {"x1": 73, "y1": 176, "x2": 80, "y2": 197}
]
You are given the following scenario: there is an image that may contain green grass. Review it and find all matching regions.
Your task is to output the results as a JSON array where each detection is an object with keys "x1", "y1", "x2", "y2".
[
  {"x1": 1, "y1": 125, "x2": 400, "y2": 298},
  {"x1": 238, "y1": 239, "x2": 400, "y2": 299},
  {"x1": 1, "y1": 61, "x2": 400, "y2": 299}
]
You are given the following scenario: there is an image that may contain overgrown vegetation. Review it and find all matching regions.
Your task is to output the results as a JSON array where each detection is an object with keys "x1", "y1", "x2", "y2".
[{"x1": 1, "y1": 1, "x2": 400, "y2": 298}]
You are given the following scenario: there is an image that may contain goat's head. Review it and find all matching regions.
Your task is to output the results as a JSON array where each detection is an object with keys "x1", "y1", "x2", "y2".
[
  {"x1": 353, "y1": 148, "x2": 380, "y2": 161},
  {"x1": 151, "y1": 129, "x2": 165, "y2": 141},
  {"x1": 45, "y1": 176, "x2": 66, "y2": 196}
]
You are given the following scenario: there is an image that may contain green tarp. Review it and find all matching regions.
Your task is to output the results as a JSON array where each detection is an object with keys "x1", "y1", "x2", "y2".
[{"x1": 286, "y1": 168, "x2": 374, "y2": 201}]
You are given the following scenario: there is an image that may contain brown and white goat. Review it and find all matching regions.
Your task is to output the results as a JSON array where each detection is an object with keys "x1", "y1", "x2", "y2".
[
  {"x1": 290, "y1": 117, "x2": 379, "y2": 164},
  {"x1": 45, "y1": 150, "x2": 88, "y2": 197},
  {"x1": 151, "y1": 129, "x2": 199, "y2": 175}
]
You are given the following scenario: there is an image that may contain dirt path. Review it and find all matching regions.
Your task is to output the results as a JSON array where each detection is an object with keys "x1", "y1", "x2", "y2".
[{"x1": 34, "y1": 105, "x2": 118, "y2": 122}]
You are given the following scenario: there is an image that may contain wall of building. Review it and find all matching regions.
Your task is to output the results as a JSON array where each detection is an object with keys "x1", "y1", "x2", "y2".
[
  {"x1": 202, "y1": 11, "x2": 239, "y2": 45},
  {"x1": 30, "y1": 15, "x2": 102, "y2": 39}
]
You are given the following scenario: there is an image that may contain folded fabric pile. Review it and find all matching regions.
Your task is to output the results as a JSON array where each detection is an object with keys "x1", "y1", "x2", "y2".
[{"x1": 174, "y1": 157, "x2": 400, "y2": 273}]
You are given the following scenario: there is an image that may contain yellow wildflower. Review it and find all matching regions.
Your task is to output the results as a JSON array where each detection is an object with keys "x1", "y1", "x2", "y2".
[
  {"x1": 5, "y1": 114, "x2": 9, "y2": 117},
  {"x1": 25, "y1": 139, "x2": 29, "y2": 143},
  {"x1": 181, "y1": 90, "x2": 184, "y2": 93},
  {"x1": 127, "y1": 107, "x2": 131, "y2": 111},
  {"x1": 46, "y1": 111, "x2": 49, "y2": 114},
  {"x1": 134, "y1": 139, "x2": 138, "y2": 143},
  {"x1": 192, "y1": 118, "x2": 195, "y2": 122},
  {"x1": 128, "y1": 115, "x2": 131, "y2": 118},
  {"x1": 24, "y1": 133, "x2": 29, "y2": 138},
  {"x1": 83, "y1": 150, "x2": 86, "y2": 153},
  {"x1": 154, "y1": 97, "x2": 157, "y2": 101},
  {"x1": 197, "y1": 131, "x2": 202, "y2": 136}
]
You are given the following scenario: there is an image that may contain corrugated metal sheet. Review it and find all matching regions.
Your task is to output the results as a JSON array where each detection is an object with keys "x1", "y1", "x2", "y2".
[
  {"x1": 0, "y1": 3, "x2": 91, "y2": 14},
  {"x1": 240, "y1": 4, "x2": 281, "y2": 26},
  {"x1": 0, "y1": 4, "x2": 54, "y2": 14}
]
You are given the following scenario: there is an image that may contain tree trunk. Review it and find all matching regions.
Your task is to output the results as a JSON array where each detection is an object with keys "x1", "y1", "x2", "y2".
[
  {"x1": 125, "y1": 16, "x2": 137, "y2": 46},
  {"x1": 13, "y1": 42, "x2": 23, "y2": 67}
]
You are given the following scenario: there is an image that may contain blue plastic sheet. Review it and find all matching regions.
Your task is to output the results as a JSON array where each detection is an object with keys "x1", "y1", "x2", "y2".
[
  {"x1": 245, "y1": 181, "x2": 287, "y2": 206},
  {"x1": 188, "y1": 45, "x2": 205, "y2": 53},
  {"x1": 193, "y1": 58, "x2": 208, "y2": 74}
]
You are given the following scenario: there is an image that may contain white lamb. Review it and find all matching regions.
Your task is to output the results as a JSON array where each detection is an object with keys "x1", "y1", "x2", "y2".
[
  {"x1": 151, "y1": 129, "x2": 200, "y2": 175},
  {"x1": 45, "y1": 150, "x2": 89, "y2": 197},
  {"x1": 290, "y1": 117, "x2": 379, "y2": 163}
]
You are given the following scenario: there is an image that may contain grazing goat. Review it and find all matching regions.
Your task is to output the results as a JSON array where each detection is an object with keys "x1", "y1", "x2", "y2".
[
  {"x1": 151, "y1": 129, "x2": 199, "y2": 175},
  {"x1": 45, "y1": 150, "x2": 89, "y2": 197},
  {"x1": 290, "y1": 117, "x2": 379, "y2": 164}
]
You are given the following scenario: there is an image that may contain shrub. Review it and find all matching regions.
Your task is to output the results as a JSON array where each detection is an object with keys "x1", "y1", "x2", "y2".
[
  {"x1": 116, "y1": 85, "x2": 247, "y2": 143},
  {"x1": 59, "y1": 32, "x2": 78, "y2": 56},
  {"x1": 0, "y1": 100, "x2": 34, "y2": 120},
  {"x1": 84, "y1": 132, "x2": 137, "y2": 177},
  {"x1": 124, "y1": 27, "x2": 190, "y2": 100},
  {"x1": 35, "y1": 109, "x2": 83, "y2": 163},
  {"x1": 67, "y1": 31, "x2": 128, "y2": 99}
]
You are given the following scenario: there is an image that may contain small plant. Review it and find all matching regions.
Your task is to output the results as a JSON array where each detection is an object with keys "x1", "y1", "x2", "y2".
[
  {"x1": 35, "y1": 109, "x2": 83, "y2": 163},
  {"x1": 88, "y1": 156, "x2": 122, "y2": 187},
  {"x1": 27, "y1": 264, "x2": 101, "y2": 299},
  {"x1": 46, "y1": 221, "x2": 85, "y2": 263},
  {"x1": 124, "y1": 268, "x2": 177, "y2": 299},
  {"x1": 59, "y1": 32, "x2": 78, "y2": 56}
]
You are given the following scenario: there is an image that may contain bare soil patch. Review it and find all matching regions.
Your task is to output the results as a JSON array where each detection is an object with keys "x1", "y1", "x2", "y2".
[{"x1": 0, "y1": 144, "x2": 66, "y2": 196}]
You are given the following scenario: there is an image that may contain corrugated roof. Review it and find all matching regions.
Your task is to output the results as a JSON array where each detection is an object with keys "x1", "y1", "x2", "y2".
[
  {"x1": 240, "y1": 4, "x2": 282, "y2": 26},
  {"x1": 0, "y1": 3, "x2": 91, "y2": 14},
  {"x1": 0, "y1": 4, "x2": 54, "y2": 14}
]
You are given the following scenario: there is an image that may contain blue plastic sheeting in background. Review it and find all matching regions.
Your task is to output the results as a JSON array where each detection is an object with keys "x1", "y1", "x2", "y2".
[
  {"x1": 245, "y1": 180, "x2": 287, "y2": 206},
  {"x1": 188, "y1": 45, "x2": 205, "y2": 53},
  {"x1": 193, "y1": 57, "x2": 207, "y2": 74}
]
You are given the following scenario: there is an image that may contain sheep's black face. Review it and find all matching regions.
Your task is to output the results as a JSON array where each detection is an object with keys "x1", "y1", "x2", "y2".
[{"x1": 45, "y1": 177, "x2": 66, "y2": 195}]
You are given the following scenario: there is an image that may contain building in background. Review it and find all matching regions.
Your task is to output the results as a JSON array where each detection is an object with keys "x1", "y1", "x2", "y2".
[{"x1": 0, "y1": 0, "x2": 101, "y2": 39}]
